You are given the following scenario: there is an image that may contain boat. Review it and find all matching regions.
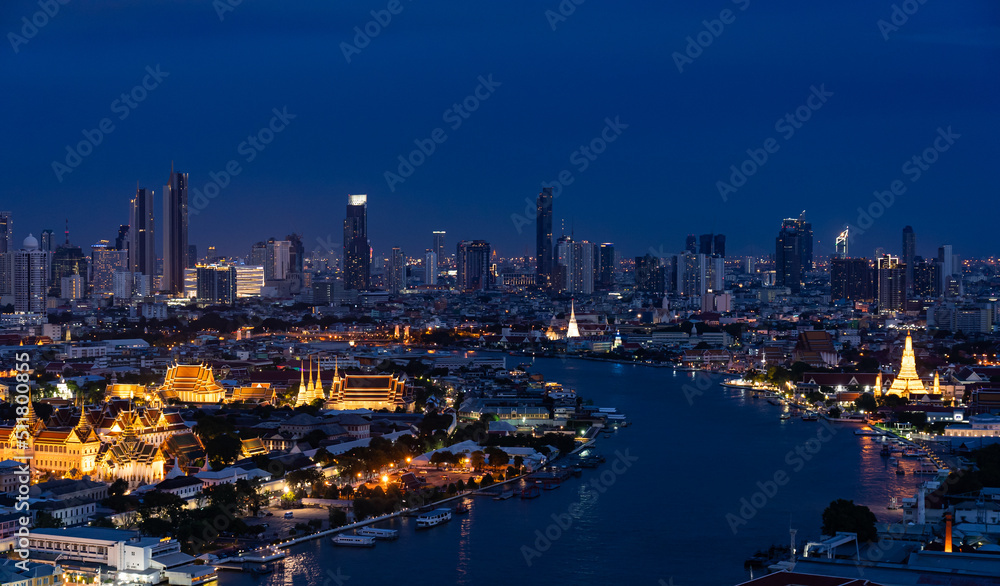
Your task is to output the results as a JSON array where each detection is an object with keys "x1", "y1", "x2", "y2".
[
  {"x1": 887, "y1": 497, "x2": 900, "y2": 510},
  {"x1": 454, "y1": 502, "x2": 469, "y2": 514},
  {"x1": 779, "y1": 412, "x2": 791, "y2": 420},
  {"x1": 801, "y1": 412, "x2": 819, "y2": 421},
  {"x1": 896, "y1": 468, "x2": 906, "y2": 475},
  {"x1": 494, "y1": 488, "x2": 516, "y2": 500},
  {"x1": 331, "y1": 534, "x2": 376, "y2": 547},
  {"x1": 356, "y1": 527, "x2": 399, "y2": 540},
  {"x1": 521, "y1": 485, "x2": 541, "y2": 499},
  {"x1": 416, "y1": 509, "x2": 452, "y2": 529}
]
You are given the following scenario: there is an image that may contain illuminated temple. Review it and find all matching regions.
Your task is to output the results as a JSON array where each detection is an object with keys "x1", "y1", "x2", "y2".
[
  {"x1": 159, "y1": 363, "x2": 226, "y2": 404},
  {"x1": 326, "y1": 368, "x2": 413, "y2": 412},
  {"x1": 886, "y1": 332, "x2": 927, "y2": 397}
]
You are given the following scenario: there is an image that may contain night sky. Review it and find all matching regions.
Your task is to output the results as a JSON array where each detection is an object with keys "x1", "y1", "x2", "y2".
[{"x1": 4, "y1": 0, "x2": 999, "y2": 261}]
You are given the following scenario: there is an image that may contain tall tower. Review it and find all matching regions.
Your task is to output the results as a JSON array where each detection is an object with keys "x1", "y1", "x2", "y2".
[
  {"x1": 775, "y1": 220, "x2": 803, "y2": 293},
  {"x1": 902, "y1": 226, "x2": 915, "y2": 294},
  {"x1": 536, "y1": 188, "x2": 553, "y2": 288},
  {"x1": 834, "y1": 228, "x2": 849, "y2": 259},
  {"x1": 457, "y1": 240, "x2": 492, "y2": 291},
  {"x1": 877, "y1": 254, "x2": 906, "y2": 313},
  {"x1": 387, "y1": 247, "x2": 405, "y2": 294},
  {"x1": 424, "y1": 250, "x2": 438, "y2": 285},
  {"x1": 0, "y1": 211, "x2": 11, "y2": 296},
  {"x1": 343, "y1": 194, "x2": 371, "y2": 290},
  {"x1": 432, "y1": 231, "x2": 446, "y2": 264},
  {"x1": 14, "y1": 234, "x2": 50, "y2": 313},
  {"x1": 163, "y1": 165, "x2": 189, "y2": 294}
]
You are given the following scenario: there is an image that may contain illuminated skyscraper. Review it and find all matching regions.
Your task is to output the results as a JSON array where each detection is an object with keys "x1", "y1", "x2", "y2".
[
  {"x1": 781, "y1": 212, "x2": 813, "y2": 273},
  {"x1": 536, "y1": 188, "x2": 553, "y2": 288},
  {"x1": 424, "y1": 250, "x2": 437, "y2": 285},
  {"x1": 197, "y1": 265, "x2": 237, "y2": 305},
  {"x1": 343, "y1": 194, "x2": 371, "y2": 290},
  {"x1": 265, "y1": 239, "x2": 290, "y2": 281},
  {"x1": 457, "y1": 240, "x2": 492, "y2": 291},
  {"x1": 830, "y1": 257, "x2": 871, "y2": 301},
  {"x1": 129, "y1": 187, "x2": 155, "y2": 276},
  {"x1": 91, "y1": 241, "x2": 128, "y2": 294},
  {"x1": 432, "y1": 230, "x2": 446, "y2": 263},
  {"x1": 13, "y1": 234, "x2": 49, "y2": 313},
  {"x1": 0, "y1": 212, "x2": 11, "y2": 295},
  {"x1": 598, "y1": 243, "x2": 615, "y2": 289},
  {"x1": 877, "y1": 254, "x2": 906, "y2": 313},
  {"x1": 287, "y1": 234, "x2": 305, "y2": 275},
  {"x1": 775, "y1": 220, "x2": 803, "y2": 293},
  {"x1": 834, "y1": 228, "x2": 849, "y2": 259},
  {"x1": 163, "y1": 165, "x2": 189, "y2": 294},
  {"x1": 0, "y1": 212, "x2": 11, "y2": 254},
  {"x1": 387, "y1": 247, "x2": 405, "y2": 294},
  {"x1": 902, "y1": 226, "x2": 915, "y2": 294},
  {"x1": 684, "y1": 234, "x2": 697, "y2": 254}
]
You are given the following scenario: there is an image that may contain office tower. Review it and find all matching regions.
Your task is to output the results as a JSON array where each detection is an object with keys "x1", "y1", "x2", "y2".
[
  {"x1": 937, "y1": 245, "x2": 955, "y2": 294},
  {"x1": 424, "y1": 250, "x2": 437, "y2": 285},
  {"x1": 634, "y1": 254, "x2": 665, "y2": 294},
  {"x1": 562, "y1": 240, "x2": 594, "y2": 295},
  {"x1": 60, "y1": 274, "x2": 82, "y2": 300},
  {"x1": 535, "y1": 188, "x2": 553, "y2": 288},
  {"x1": 114, "y1": 225, "x2": 129, "y2": 251},
  {"x1": 249, "y1": 242, "x2": 267, "y2": 266},
  {"x1": 196, "y1": 265, "x2": 237, "y2": 305},
  {"x1": 432, "y1": 230, "x2": 446, "y2": 263},
  {"x1": 553, "y1": 235, "x2": 572, "y2": 292},
  {"x1": 681, "y1": 252, "x2": 707, "y2": 297},
  {"x1": 834, "y1": 228, "x2": 849, "y2": 259},
  {"x1": 129, "y1": 187, "x2": 155, "y2": 276},
  {"x1": 51, "y1": 239, "x2": 87, "y2": 298},
  {"x1": 713, "y1": 234, "x2": 726, "y2": 258},
  {"x1": 163, "y1": 165, "x2": 189, "y2": 294},
  {"x1": 598, "y1": 243, "x2": 615, "y2": 289},
  {"x1": 902, "y1": 226, "x2": 915, "y2": 294},
  {"x1": 830, "y1": 257, "x2": 872, "y2": 301},
  {"x1": 235, "y1": 265, "x2": 265, "y2": 297},
  {"x1": 387, "y1": 247, "x2": 405, "y2": 294},
  {"x1": 287, "y1": 234, "x2": 304, "y2": 275},
  {"x1": 457, "y1": 240, "x2": 492, "y2": 291},
  {"x1": 684, "y1": 234, "x2": 697, "y2": 254},
  {"x1": 877, "y1": 254, "x2": 906, "y2": 313},
  {"x1": 265, "y1": 239, "x2": 290, "y2": 281},
  {"x1": 183, "y1": 267, "x2": 197, "y2": 297},
  {"x1": 91, "y1": 241, "x2": 128, "y2": 294},
  {"x1": 775, "y1": 221, "x2": 803, "y2": 293},
  {"x1": 343, "y1": 194, "x2": 371, "y2": 291},
  {"x1": 699, "y1": 234, "x2": 714, "y2": 256},
  {"x1": 0, "y1": 212, "x2": 11, "y2": 254},
  {"x1": 187, "y1": 244, "x2": 198, "y2": 268},
  {"x1": 13, "y1": 234, "x2": 49, "y2": 313},
  {"x1": 912, "y1": 257, "x2": 940, "y2": 298},
  {"x1": 782, "y1": 212, "x2": 813, "y2": 272},
  {"x1": 707, "y1": 255, "x2": 724, "y2": 292},
  {"x1": 40, "y1": 229, "x2": 55, "y2": 252}
]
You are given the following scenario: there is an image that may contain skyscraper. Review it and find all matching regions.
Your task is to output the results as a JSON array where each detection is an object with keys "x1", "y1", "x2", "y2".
[
  {"x1": 834, "y1": 228, "x2": 849, "y2": 259},
  {"x1": 634, "y1": 254, "x2": 665, "y2": 294},
  {"x1": 0, "y1": 212, "x2": 13, "y2": 254},
  {"x1": 937, "y1": 244, "x2": 955, "y2": 294},
  {"x1": 91, "y1": 241, "x2": 128, "y2": 294},
  {"x1": 163, "y1": 166, "x2": 189, "y2": 294},
  {"x1": 13, "y1": 234, "x2": 49, "y2": 313},
  {"x1": 912, "y1": 257, "x2": 940, "y2": 298},
  {"x1": 196, "y1": 265, "x2": 237, "y2": 305},
  {"x1": 343, "y1": 194, "x2": 371, "y2": 291},
  {"x1": 877, "y1": 254, "x2": 906, "y2": 313},
  {"x1": 40, "y1": 229, "x2": 55, "y2": 252},
  {"x1": 902, "y1": 226, "x2": 915, "y2": 294},
  {"x1": 457, "y1": 240, "x2": 492, "y2": 291},
  {"x1": 249, "y1": 242, "x2": 267, "y2": 267},
  {"x1": 0, "y1": 212, "x2": 11, "y2": 296},
  {"x1": 287, "y1": 234, "x2": 305, "y2": 275},
  {"x1": 129, "y1": 187, "x2": 155, "y2": 277},
  {"x1": 114, "y1": 225, "x2": 129, "y2": 252},
  {"x1": 775, "y1": 221, "x2": 803, "y2": 293},
  {"x1": 424, "y1": 250, "x2": 437, "y2": 285},
  {"x1": 432, "y1": 230, "x2": 446, "y2": 264},
  {"x1": 187, "y1": 244, "x2": 198, "y2": 268},
  {"x1": 713, "y1": 234, "x2": 726, "y2": 258},
  {"x1": 387, "y1": 247, "x2": 405, "y2": 294},
  {"x1": 685, "y1": 234, "x2": 697, "y2": 254},
  {"x1": 782, "y1": 212, "x2": 813, "y2": 272},
  {"x1": 265, "y1": 239, "x2": 290, "y2": 281},
  {"x1": 830, "y1": 257, "x2": 872, "y2": 301},
  {"x1": 699, "y1": 234, "x2": 714, "y2": 256},
  {"x1": 598, "y1": 243, "x2": 615, "y2": 289},
  {"x1": 536, "y1": 188, "x2": 553, "y2": 288}
]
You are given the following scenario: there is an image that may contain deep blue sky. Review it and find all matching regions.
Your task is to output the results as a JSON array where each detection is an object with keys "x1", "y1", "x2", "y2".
[{"x1": 4, "y1": 0, "x2": 999, "y2": 261}]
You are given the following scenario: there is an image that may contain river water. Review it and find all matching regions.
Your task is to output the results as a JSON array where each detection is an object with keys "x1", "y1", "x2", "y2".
[{"x1": 219, "y1": 357, "x2": 919, "y2": 586}]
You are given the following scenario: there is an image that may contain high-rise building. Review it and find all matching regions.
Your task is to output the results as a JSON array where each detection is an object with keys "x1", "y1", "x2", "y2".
[
  {"x1": 680, "y1": 252, "x2": 707, "y2": 297},
  {"x1": 699, "y1": 234, "x2": 714, "y2": 256},
  {"x1": 685, "y1": 234, "x2": 697, "y2": 254},
  {"x1": 287, "y1": 234, "x2": 305, "y2": 275},
  {"x1": 196, "y1": 265, "x2": 237, "y2": 305},
  {"x1": 432, "y1": 231, "x2": 446, "y2": 264},
  {"x1": 91, "y1": 241, "x2": 128, "y2": 294},
  {"x1": 163, "y1": 166, "x2": 189, "y2": 294},
  {"x1": 387, "y1": 247, "x2": 405, "y2": 294},
  {"x1": 187, "y1": 244, "x2": 198, "y2": 268},
  {"x1": 877, "y1": 254, "x2": 906, "y2": 313},
  {"x1": 114, "y1": 225, "x2": 129, "y2": 252},
  {"x1": 598, "y1": 243, "x2": 615, "y2": 289},
  {"x1": 51, "y1": 240, "x2": 87, "y2": 298},
  {"x1": 937, "y1": 245, "x2": 955, "y2": 294},
  {"x1": 424, "y1": 250, "x2": 437, "y2": 285},
  {"x1": 249, "y1": 242, "x2": 267, "y2": 267},
  {"x1": 834, "y1": 228, "x2": 849, "y2": 259},
  {"x1": 775, "y1": 221, "x2": 803, "y2": 293},
  {"x1": 782, "y1": 212, "x2": 813, "y2": 272},
  {"x1": 536, "y1": 188, "x2": 553, "y2": 288},
  {"x1": 129, "y1": 187, "x2": 155, "y2": 276},
  {"x1": 902, "y1": 226, "x2": 915, "y2": 294},
  {"x1": 562, "y1": 240, "x2": 594, "y2": 295},
  {"x1": 265, "y1": 239, "x2": 290, "y2": 281},
  {"x1": 0, "y1": 212, "x2": 11, "y2": 254},
  {"x1": 457, "y1": 240, "x2": 492, "y2": 291},
  {"x1": 830, "y1": 257, "x2": 872, "y2": 301},
  {"x1": 713, "y1": 234, "x2": 726, "y2": 258},
  {"x1": 706, "y1": 255, "x2": 724, "y2": 292},
  {"x1": 343, "y1": 194, "x2": 371, "y2": 291},
  {"x1": 912, "y1": 257, "x2": 941, "y2": 298},
  {"x1": 40, "y1": 229, "x2": 55, "y2": 252},
  {"x1": 13, "y1": 234, "x2": 49, "y2": 313},
  {"x1": 635, "y1": 254, "x2": 664, "y2": 294},
  {"x1": 0, "y1": 212, "x2": 11, "y2": 296}
]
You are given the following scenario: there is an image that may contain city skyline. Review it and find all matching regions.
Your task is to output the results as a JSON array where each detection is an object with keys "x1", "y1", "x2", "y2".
[{"x1": 5, "y1": 2, "x2": 998, "y2": 260}]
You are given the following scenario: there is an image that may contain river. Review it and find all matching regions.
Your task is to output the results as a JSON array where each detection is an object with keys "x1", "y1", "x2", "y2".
[{"x1": 218, "y1": 357, "x2": 919, "y2": 586}]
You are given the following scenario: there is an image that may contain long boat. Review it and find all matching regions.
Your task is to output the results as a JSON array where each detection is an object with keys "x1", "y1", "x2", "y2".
[
  {"x1": 331, "y1": 535, "x2": 376, "y2": 547},
  {"x1": 356, "y1": 527, "x2": 399, "y2": 540},
  {"x1": 416, "y1": 509, "x2": 452, "y2": 529}
]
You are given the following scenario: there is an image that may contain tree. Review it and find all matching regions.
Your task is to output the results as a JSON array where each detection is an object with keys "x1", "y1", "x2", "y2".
[
  {"x1": 109, "y1": 479, "x2": 129, "y2": 498},
  {"x1": 821, "y1": 499, "x2": 878, "y2": 543},
  {"x1": 854, "y1": 393, "x2": 878, "y2": 413},
  {"x1": 33, "y1": 511, "x2": 64, "y2": 529},
  {"x1": 484, "y1": 447, "x2": 509, "y2": 470},
  {"x1": 470, "y1": 451, "x2": 486, "y2": 472},
  {"x1": 329, "y1": 508, "x2": 347, "y2": 528},
  {"x1": 513, "y1": 455, "x2": 524, "y2": 474}
]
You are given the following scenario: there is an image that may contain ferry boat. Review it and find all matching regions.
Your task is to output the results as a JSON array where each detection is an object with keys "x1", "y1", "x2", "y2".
[
  {"x1": 494, "y1": 488, "x2": 516, "y2": 500},
  {"x1": 779, "y1": 412, "x2": 791, "y2": 420},
  {"x1": 356, "y1": 527, "x2": 399, "y2": 540},
  {"x1": 801, "y1": 412, "x2": 819, "y2": 422},
  {"x1": 416, "y1": 509, "x2": 452, "y2": 529},
  {"x1": 454, "y1": 502, "x2": 469, "y2": 514},
  {"x1": 331, "y1": 534, "x2": 376, "y2": 547}
]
